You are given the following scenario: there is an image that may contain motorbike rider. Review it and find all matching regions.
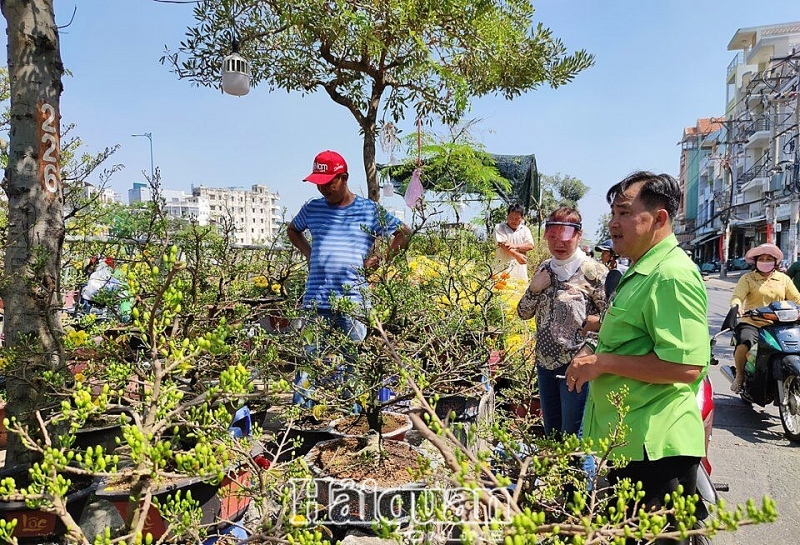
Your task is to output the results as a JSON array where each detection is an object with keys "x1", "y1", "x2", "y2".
[{"x1": 729, "y1": 243, "x2": 800, "y2": 392}]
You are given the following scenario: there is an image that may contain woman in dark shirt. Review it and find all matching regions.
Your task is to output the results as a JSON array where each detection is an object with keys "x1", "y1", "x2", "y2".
[{"x1": 594, "y1": 241, "x2": 627, "y2": 300}]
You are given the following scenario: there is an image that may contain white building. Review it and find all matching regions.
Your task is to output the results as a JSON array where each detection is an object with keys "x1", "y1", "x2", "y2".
[
  {"x1": 724, "y1": 21, "x2": 800, "y2": 261},
  {"x1": 84, "y1": 183, "x2": 121, "y2": 204},
  {"x1": 191, "y1": 184, "x2": 282, "y2": 245},
  {"x1": 128, "y1": 182, "x2": 282, "y2": 245},
  {"x1": 163, "y1": 189, "x2": 211, "y2": 226},
  {"x1": 129, "y1": 183, "x2": 210, "y2": 225}
]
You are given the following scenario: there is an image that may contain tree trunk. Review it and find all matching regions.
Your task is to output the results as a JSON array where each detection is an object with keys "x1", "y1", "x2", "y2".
[
  {"x1": 362, "y1": 113, "x2": 379, "y2": 202},
  {"x1": 1, "y1": 0, "x2": 66, "y2": 467}
]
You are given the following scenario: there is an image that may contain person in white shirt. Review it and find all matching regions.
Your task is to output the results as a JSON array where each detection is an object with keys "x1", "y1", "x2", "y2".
[{"x1": 494, "y1": 203, "x2": 535, "y2": 281}]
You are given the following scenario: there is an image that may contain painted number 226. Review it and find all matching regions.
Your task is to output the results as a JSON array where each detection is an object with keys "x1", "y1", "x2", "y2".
[{"x1": 39, "y1": 103, "x2": 60, "y2": 193}]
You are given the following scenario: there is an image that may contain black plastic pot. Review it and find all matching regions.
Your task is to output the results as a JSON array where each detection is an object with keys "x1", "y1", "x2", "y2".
[
  {"x1": 95, "y1": 465, "x2": 253, "y2": 540},
  {"x1": 328, "y1": 411, "x2": 412, "y2": 441},
  {"x1": 305, "y1": 437, "x2": 428, "y2": 527},
  {"x1": 267, "y1": 425, "x2": 334, "y2": 462},
  {"x1": 72, "y1": 420, "x2": 124, "y2": 453},
  {"x1": 0, "y1": 466, "x2": 97, "y2": 541}
]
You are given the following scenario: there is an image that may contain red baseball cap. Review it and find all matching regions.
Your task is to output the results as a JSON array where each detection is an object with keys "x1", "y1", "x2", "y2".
[{"x1": 303, "y1": 150, "x2": 348, "y2": 185}]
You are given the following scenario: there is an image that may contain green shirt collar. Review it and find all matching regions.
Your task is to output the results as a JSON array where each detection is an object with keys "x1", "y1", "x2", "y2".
[{"x1": 625, "y1": 234, "x2": 679, "y2": 277}]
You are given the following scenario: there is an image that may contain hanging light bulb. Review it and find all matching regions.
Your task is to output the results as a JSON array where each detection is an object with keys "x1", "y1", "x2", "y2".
[
  {"x1": 382, "y1": 180, "x2": 394, "y2": 197},
  {"x1": 222, "y1": 38, "x2": 250, "y2": 96}
]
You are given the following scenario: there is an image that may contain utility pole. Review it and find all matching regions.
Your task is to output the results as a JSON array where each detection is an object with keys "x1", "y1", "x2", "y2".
[
  {"x1": 132, "y1": 132, "x2": 154, "y2": 182},
  {"x1": 718, "y1": 116, "x2": 741, "y2": 280},
  {"x1": 720, "y1": 154, "x2": 735, "y2": 279},
  {"x1": 790, "y1": 77, "x2": 800, "y2": 264}
]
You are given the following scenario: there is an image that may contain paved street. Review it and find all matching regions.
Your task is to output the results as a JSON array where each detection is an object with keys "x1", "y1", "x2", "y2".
[{"x1": 702, "y1": 272, "x2": 800, "y2": 544}]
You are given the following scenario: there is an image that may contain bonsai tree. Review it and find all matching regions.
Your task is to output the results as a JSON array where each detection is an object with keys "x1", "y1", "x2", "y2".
[
  {"x1": 404, "y1": 377, "x2": 780, "y2": 544},
  {"x1": 165, "y1": 0, "x2": 594, "y2": 201},
  {"x1": 271, "y1": 224, "x2": 510, "y2": 443}
]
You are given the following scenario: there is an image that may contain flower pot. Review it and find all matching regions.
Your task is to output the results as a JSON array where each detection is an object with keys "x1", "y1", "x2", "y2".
[
  {"x1": 434, "y1": 395, "x2": 481, "y2": 422},
  {"x1": 305, "y1": 437, "x2": 428, "y2": 527},
  {"x1": 0, "y1": 467, "x2": 96, "y2": 541},
  {"x1": 71, "y1": 409, "x2": 134, "y2": 453},
  {"x1": 328, "y1": 411, "x2": 412, "y2": 441},
  {"x1": 267, "y1": 425, "x2": 335, "y2": 463},
  {"x1": 509, "y1": 396, "x2": 541, "y2": 419},
  {"x1": 435, "y1": 388, "x2": 495, "y2": 452},
  {"x1": 95, "y1": 465, "x2": 253, "y2": 540}
]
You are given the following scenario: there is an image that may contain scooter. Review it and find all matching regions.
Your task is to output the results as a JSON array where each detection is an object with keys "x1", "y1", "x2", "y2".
[
  {"x1": 692, "y1": 373, "x2": 724, "y2": 543},
  {"x1": 714, "y1": 301, "x2": 800, "y2": 441}
]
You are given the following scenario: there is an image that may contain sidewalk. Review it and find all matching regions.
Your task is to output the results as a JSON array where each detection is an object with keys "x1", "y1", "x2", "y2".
[{"x1": 703, "y1": 269, "x2": 746, "y2": 289}]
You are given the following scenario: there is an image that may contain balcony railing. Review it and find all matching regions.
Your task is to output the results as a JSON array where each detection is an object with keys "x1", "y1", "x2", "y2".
[
  {"x1": 742, "y1": 117, "x2": 770, "y2": 140},
  {"x1": 737, "y1": 153, "x2": 771, "y2": 189},
  {"x1": 744, "y1": 71, "x2": 767, "y2": 93},
  {"x1": 727, "y1": 52, "x2": 744, "y2": 78}
]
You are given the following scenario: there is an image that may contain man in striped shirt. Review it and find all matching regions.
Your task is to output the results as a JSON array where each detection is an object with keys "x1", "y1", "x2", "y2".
[{"x1": 287, "y1": 150, "x2": 410, "y2": 342}]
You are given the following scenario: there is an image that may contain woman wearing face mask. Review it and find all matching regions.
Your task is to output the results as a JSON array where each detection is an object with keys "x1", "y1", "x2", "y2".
[{"x1": 729, "y1": 243, "x2": 800, "y2": 392}]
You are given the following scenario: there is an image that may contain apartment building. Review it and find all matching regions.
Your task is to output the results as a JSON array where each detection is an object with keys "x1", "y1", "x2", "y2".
[
  {"x1": 192, "y1": 184, "x2": 282, "y2": 245},
  {"x1": 128, "y1": 182, "x2": 282, "y2": 245},
  {"x1": 683, "y1": 21, "x2": 800, "y2": 267},
  {"x1": 677, "y1": 118, "x2": 723, "y2": 254}
]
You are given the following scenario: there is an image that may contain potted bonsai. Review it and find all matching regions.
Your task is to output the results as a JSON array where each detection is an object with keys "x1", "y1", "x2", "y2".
[{"x1": 279, "y1": 228, "x2": 509, "y2": 528}]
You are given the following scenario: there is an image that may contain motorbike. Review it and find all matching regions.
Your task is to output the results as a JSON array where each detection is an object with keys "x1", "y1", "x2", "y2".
[
  {"x1": 726, "y1": 256, "x2": 749, "y2": 271},
  {"x1": 700, "y1": 259, "x2": 721, "y2": 273},
  {"x1": 713, "y1": 300, "x2": 800, "y2": 441},
  {"x1": 691, "y1": 372, "x2": 722, "y2": 544}
]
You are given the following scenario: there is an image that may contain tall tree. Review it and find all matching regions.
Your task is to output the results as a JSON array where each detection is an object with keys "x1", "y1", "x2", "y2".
[
  {"x1": 166, "y1": 0, "x2": 594, "y2": 201},
  {"x1": 538, "y1": 172, "x2": 589, "y2": 218},
  {"x1": 1, "y1": 0, "x2": 66, "y2": 466},
  {"x1": 594, "y1": 212, "x2": 611, "y2": 245}
]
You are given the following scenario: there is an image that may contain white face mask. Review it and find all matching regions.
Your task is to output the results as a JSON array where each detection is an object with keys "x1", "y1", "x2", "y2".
[{"x1": 756, "y1": 260, "x2": 775, "y2": 273}]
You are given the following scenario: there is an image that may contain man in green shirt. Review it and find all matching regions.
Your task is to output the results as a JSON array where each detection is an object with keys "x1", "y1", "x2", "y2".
[
  {"x1": 786, "y1": 258, "x2": 800, "y2": 292},
  {"x1": 566, "y1": 171, "x2": 709, "y2": 519}
]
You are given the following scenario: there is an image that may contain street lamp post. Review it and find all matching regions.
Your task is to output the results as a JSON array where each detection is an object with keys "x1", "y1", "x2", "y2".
[{"x1": 132, "y1": 132, "x2": 154, "y2": 182}]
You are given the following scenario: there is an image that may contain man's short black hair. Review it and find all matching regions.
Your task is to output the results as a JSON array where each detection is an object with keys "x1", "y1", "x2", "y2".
[
  {"x1": 606, "y1": 171, "x2": 681, "y2": 220},
  {"x1": 507, "y1": 203, "x2": 525, "y2": 216}
]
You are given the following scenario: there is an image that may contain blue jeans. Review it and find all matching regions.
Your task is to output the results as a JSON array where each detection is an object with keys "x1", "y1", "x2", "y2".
[
  {"x1": 538, "y1": 363, "x2": 595, "y2": 483},
  {"x1": 292, "y1": 308, "x2": 367, "y2": 407},
  {"x1": 313, "y1": 308, "x2": 367, "y2": 342},
  {"x1": 537, "y1": 363, "x2": 588, "y2": 438}
]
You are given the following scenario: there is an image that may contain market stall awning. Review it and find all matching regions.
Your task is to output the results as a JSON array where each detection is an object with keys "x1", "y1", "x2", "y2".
[
  {"x1": 688, "y1": 231, "x2": 720, "y2": 246},
  {"x1": 731, "y1": 216, "x2": 766, "y2": 227}
]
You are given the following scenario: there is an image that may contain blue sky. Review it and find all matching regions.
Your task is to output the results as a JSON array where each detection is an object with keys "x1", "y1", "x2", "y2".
[{"x1": 5, "y1": 0, "x2": 800, "y2": 242}]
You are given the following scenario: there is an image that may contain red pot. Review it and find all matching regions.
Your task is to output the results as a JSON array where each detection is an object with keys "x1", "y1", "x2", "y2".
[
  {"x1": 96, "y1": 466, "x2": 252, "y2": 539},
  {"x1": 510, "y1": 397, "x2": 542, "y2": 419}
]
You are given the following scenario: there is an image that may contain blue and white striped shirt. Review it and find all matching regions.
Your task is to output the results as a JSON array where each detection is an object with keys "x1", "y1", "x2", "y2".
[{"x1": 292, "y1": 195, "x2": 402, "y2": 309}]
